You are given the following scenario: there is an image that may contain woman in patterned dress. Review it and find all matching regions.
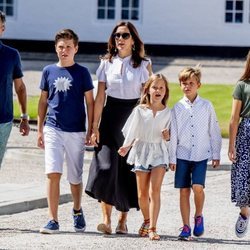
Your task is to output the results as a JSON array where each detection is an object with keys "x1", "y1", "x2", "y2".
[{"x1": 228, "y1": 51, "x2": 250, "y2": 238}]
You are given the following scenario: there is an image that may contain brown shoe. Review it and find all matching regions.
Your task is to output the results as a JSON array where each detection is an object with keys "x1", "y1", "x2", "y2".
[
  {"x1": 97, "y1": 223, "x2": 112, "y2": 234},
  {"x1": 115, "y1": 222, "x2": 128, "y2": 234}
]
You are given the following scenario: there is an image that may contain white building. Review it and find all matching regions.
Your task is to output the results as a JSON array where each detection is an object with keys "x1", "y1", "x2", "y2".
[{"x1": 1, "y1": 0, "x2": 250, "y2": 56}]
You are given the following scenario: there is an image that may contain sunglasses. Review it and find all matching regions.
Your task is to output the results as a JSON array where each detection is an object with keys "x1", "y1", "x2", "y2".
[{"x1": 113, "y1": 32, "x2": 131, "y2": 40}]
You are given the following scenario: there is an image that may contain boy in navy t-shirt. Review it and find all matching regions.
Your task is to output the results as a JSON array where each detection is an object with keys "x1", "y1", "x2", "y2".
[{"x1": 38, "y1": 29, "x2": 94, "y2": 234}]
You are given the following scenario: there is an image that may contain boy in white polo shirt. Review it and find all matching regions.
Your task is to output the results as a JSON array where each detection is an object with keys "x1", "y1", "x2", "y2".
[{"x1": 169, "y1": 67, "x2": 222, "y2": 240}]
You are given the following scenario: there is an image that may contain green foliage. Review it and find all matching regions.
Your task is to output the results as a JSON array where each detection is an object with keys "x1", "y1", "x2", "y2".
[
  {"x1": 13, "y1": 83, "x2": 234, "y2": 137},
  {"x1": 14, "y1": 96, "x2": 39, "y2": 120}
]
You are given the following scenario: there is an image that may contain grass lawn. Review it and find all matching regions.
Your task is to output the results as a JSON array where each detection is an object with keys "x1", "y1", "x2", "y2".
[{"x1": 14, "y1": 83, "x2": 234, "y2": 138}]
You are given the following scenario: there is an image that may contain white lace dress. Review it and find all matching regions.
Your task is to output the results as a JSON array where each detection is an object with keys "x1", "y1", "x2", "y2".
[{"x1": 122, "y1": 105, "x2": 171, "y2": 168}]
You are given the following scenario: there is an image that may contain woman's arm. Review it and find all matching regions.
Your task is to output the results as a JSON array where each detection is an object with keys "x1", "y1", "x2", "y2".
[
  {"x1": 228, "y1": 99, "x2": 242, "y2": 162},
  {"x1": 84, "y1": 89, "x2": 94, "y2": 145},
  {"x1": 91, "y1": 82, "x2": 106, "y2": 146}
]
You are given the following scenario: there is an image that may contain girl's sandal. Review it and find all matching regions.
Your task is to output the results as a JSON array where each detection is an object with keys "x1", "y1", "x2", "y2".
[
  {"x1": 138, "y1": 219, "x2": 150, "y2": 237},
  {"x1": 148, "y1": 227, "x2": 160, "y2": 241}
]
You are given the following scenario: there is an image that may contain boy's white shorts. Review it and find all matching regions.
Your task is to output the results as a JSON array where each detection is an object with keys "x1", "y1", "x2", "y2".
[{"x1": 44, "y1": 126, "x2": 85, "y2": 184}]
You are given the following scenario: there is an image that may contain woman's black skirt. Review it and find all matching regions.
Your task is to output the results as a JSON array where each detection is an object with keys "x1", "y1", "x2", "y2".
[{"x1": 85, "y1": 96, "x2": 139, "y2": 212}]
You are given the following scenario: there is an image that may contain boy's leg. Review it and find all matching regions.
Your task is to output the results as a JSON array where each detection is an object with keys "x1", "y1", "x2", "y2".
[
  {"x1": 70, "y1": 182, "x2": 83, "y2": 211},
  {"x1": 192, "y1": 159, "x2": 207, "y2": 237},
  {"x1": 180, "y1": 188, "x2": 191, "y2": 226},
  {"x1": 40, "y1": 126, "x2": 64, "y2": 234},
  {"x1": 175, "y1": 159, "x2": 192, "y2": 240},
  {"x1": 47, "y1": 173, "x2": 61, "y2": 221},
  {"x1": 175, "y1": 159, "x2": 192, "y2": 226},
  {"x1": 193, "y1": 184, "x2": 205, "y2": 217},
  {"x1": 65, "y1": 131, "x2": 86, "y2": 232},
  {"x1": 149, "y1": 166, "x2": 165, "y2": 229},
  {"x1": 192, "y1": 159, "x2": 207, "y2": 217}
]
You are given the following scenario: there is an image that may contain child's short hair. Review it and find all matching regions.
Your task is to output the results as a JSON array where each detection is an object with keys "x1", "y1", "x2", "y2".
[
  {"x1": 179, "y1": 67, "x2": 201, "y2": 83},
  {"x1": 141, "y1": 73, "x2": 169, "y2": 106},
  {"x1": 55, "y1": 29, "x2": 79, "y2": 47}
]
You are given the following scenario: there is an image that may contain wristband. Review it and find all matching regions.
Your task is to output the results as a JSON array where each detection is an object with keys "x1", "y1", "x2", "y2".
[{"x1": 20, "y1": 113, "x2": 29, "y2": 120}]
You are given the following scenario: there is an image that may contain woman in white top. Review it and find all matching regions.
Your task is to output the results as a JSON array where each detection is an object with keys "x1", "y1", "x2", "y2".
[
  {"x1": 118, "y1": 74, "x2": 171, "y2": 240},
  {"x1": 85, "y1": 21, "x2": 152, "y2": 235}
]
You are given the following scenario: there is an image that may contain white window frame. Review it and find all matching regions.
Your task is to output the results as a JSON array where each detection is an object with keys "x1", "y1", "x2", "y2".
[
  {"x1": 225, "y1": 0, "x2": 244, "y2": 23},
  {"x1": 0, "y1": 0, "x2": 15, "y2": 17},
  {"x1": 97, "y1": 0, "x2": 141, "y2": 22},
  {"x1": 121, "y1": 0, "x2": 140, "y2": 21},
  {"x1": 97, "y1": 0, "x2": 116, "y2": 20}
]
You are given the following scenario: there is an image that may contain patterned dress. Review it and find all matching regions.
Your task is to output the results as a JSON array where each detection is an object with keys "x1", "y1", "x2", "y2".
[{"x1": 231, "y1": 118, "x2": 250, "y2": 207}]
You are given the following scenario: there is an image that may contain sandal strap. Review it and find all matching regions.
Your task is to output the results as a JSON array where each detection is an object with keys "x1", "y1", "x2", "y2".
[
  {"x1": 148, "y1": 227, "x2": 156, "y2": 232},
  {"x1": 148, "y1": 228, "x2": 160, "y2": 240},
  {"x1": 139, "y1": 220, "x2": 150, "y2": 236}
]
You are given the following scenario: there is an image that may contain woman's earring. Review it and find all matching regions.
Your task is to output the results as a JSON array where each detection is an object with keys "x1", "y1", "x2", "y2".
[
  {"x1": 132, "y1": 45, "x2": 135, "y2": 51},
  {"x1": 114, "y1": 48, "x2": 117, "y2": 52}
]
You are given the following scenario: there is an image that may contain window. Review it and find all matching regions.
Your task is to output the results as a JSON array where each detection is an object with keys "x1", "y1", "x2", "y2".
[
  {"x1": 97, "y1": 0, "x2": 140, "y2": 21},
  {"x1": 97, "y1": 0, "x2": 115, "y2": 19},
  {"x1": 225, "y1": 0, "x2": 243, "y2": 23},
  {"x1": 0, "y1": 0, "x2": 14, "y2": 16},
  {"x1": 121, "y1": 0, "x2": 139, "y2": 20}
]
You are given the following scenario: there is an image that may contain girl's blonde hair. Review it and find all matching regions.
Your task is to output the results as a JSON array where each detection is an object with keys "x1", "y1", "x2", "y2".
[
  {"x1": 140, "y1": 74, "x2": 169, "y2": 106},
  {"x1": 179, "y1": 66, "x2": 201, "y2": 83},
  {"x1": 240, "y1": 50, "x2": 250, "y2": 81}
]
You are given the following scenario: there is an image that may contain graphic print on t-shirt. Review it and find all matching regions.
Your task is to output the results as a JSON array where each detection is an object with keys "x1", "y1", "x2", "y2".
[{"x1": 53, "y1": 76, "x2": 72, "y2": 93}]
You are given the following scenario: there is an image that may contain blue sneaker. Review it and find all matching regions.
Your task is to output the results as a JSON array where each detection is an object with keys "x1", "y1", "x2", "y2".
[
  {"x1": 178, "y1": 225, "x2": 191, "y2": 241},
  {"x1": 235, "y1": 213, "x2": 249, "y2": 238},
  {"x1": 40, "y1": 220, "x2": 59, "y2": 234},
  {"x1": 73, "y1": 208, "x2": 86, "y2": 232},
  {"x1": 193, "y1": 215, "x2": 204, "y2": 237}
]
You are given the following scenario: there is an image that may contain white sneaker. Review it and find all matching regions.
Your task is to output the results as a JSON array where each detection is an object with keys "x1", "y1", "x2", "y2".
[{"x1": 235, "y1": 213, "x2": 249, "y2": 238}]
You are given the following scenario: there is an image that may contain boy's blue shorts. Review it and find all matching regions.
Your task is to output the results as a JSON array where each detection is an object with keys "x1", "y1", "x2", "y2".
[{"x1": 174, "y1": 158, "x2": 208, "y2": 188}]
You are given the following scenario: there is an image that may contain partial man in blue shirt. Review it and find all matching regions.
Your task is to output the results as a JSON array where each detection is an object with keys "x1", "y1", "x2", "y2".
[{"x1": 0, "y1": 11, "x2": 30, "y2": 168}]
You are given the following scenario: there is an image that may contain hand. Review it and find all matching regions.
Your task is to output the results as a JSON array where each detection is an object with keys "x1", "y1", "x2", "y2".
[
  {"x1": 37, "y1": 132, "x2": 45, "y2": 149},
  {"x1": 85, "y1": 131, "x2": 92, "y2": 146},
  {"x1": 228, "y1": 146, "x2": 236, "y2": 163},
  {"x1": 212, "y1": 159, "x2": 220, "y2": 168},
  {"x1": 162, "y1": 128, "x2": 170, "y2": 141},
  {"x1": 19, "y1": 119, "x2": 30, "y2": 136},
  {"x1": 169, "y1": 163, "x2": 176, "y2": 171},
  {"x1": 91, "y1": 127, "x2": 100, "y2": 147},
  {"x1": 118, "y1": 145, "x2": 131, "y2": 157}
]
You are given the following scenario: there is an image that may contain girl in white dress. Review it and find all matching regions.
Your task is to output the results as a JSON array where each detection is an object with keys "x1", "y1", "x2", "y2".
[{"x1": 118, "y1": 74, "x2": 171, "y2": 240}]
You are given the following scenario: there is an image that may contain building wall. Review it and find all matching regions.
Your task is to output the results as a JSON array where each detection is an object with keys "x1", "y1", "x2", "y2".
[{"x1": 3, "y1": 0, "x2": 250, "y2": 47}]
